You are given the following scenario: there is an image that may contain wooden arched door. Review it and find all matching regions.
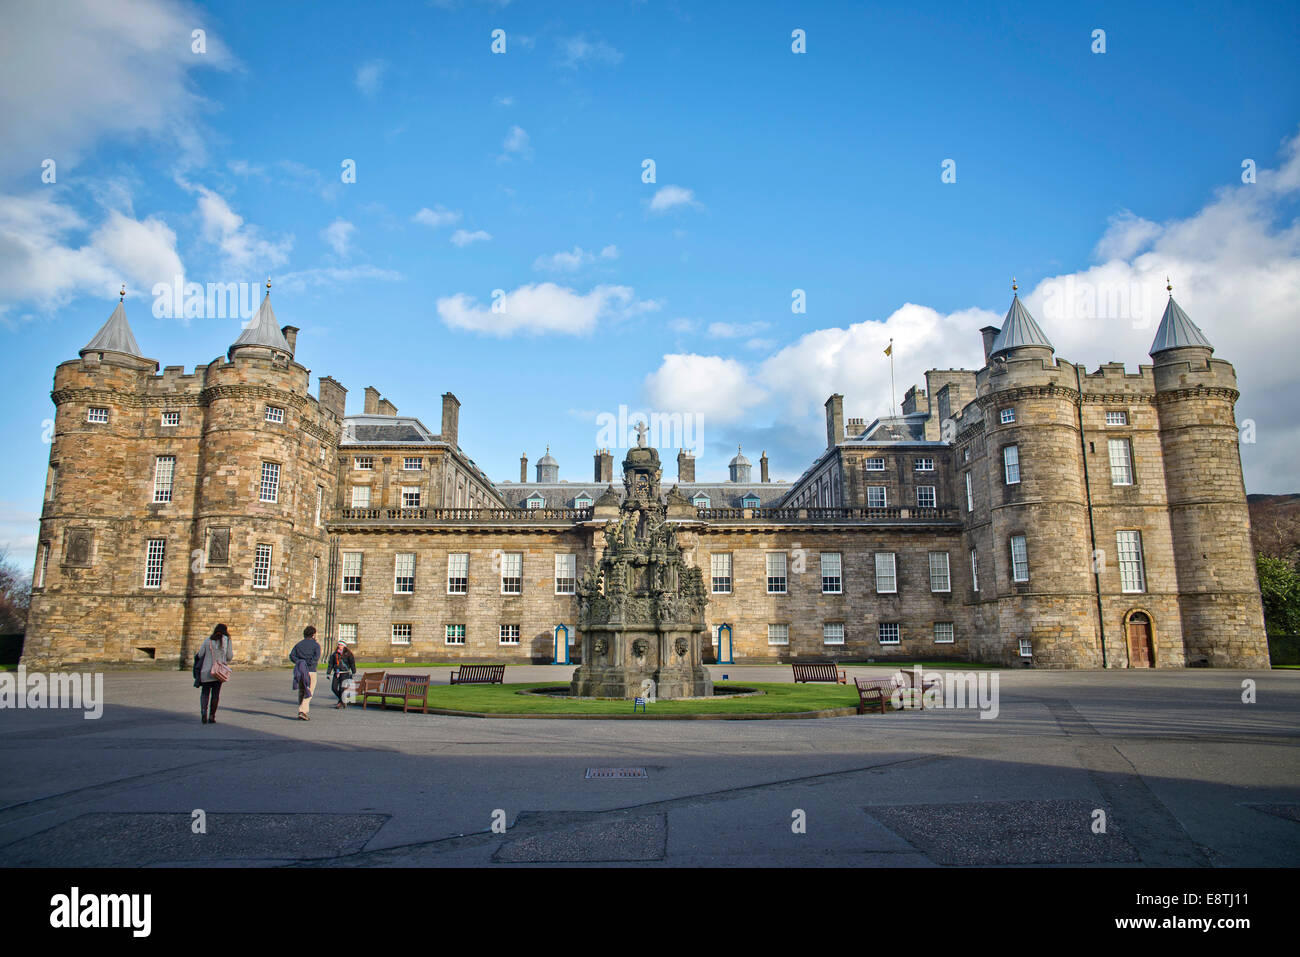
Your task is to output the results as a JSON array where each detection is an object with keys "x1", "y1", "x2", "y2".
[{"x1": 1126, "y1": 612, "x2": 1154, "y2": 668}]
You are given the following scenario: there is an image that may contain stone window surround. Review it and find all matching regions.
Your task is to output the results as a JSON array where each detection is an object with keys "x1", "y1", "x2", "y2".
[
  {"x1": 500, "y1": 552, "x2": 523, "y2": 595},
  {"x1": 1010, "y1": 533, "x2": 1030, "y2": 583},
  {"x1": 252, "y1": 543, "x2": 273, "y2": 590},
  {"x1": 499, "y1": 624, "x2": 521, "y2": 645},
  {"x1": 934, "y1": 622, "x2": 955, "y2": 644},
  {"x1": 445, "y1": 624, "x2": 466, "y2": 645},
  {"x1": 878, "y1": 622, "x2": 900, "y2": 645},
  {"x1": 767, "y1": 623, "x2": 789, "y2": 646},
  {"x1": 823, "y1": 622, "x2": 845, "y2": 645},
  {"x1": 447, "y1": 552, "x2": 469, "y2": 594},
  {"x1": 258, "y1": 460, "x2": 282, "y2": 503},
  {"x1": 820, "y1": 552, "x2": 842, "y2": 594},
  {"x1": 874, "y1": 552, "x2": 897, "y2": 594},
  {"x1": 391, "y1": 623, "x2": 412, "y2": 645},
  {"x1": 341, "y1": 551, "x2": 363, "y2": 593},
  {"x1": 1002, "y1": 443, "x2": 1020, "y2": 485},
  {"x1": 554, "y1": 553, "x2": 577, "y2": 595},
  {"x1": 394, "y1": 552, "x2": 416, "y2": 594},
  {"x1": 766, "y1": 551, "x2": 787, "y2": 594}
]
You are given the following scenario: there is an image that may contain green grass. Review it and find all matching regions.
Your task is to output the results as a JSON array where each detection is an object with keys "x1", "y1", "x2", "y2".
[{"x1": 355, "y1": 680, "x2": 858, "y2": 716}]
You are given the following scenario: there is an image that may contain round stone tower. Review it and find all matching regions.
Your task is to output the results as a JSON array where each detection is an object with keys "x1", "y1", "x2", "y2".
[
  {"x1": 1149, "y1": 291, "x2": 1269, "y2": 666},
  {"x1": 975, "y1": 287, "x2": 1101, "y2": 666},
  {"x1": 184, "y1": 285, "x2": 331, "y2": 665},
  {"x1": 24, "y1": 291, "x2": 165, "y2": 667}
]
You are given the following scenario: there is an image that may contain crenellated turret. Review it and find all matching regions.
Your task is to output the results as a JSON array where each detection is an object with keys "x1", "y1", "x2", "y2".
[{"x1": 1150, "y1": 286, "x2": 1268, "y2": 666}]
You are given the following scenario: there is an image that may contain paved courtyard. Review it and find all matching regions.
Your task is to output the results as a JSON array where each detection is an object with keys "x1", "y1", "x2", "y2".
[{"x1": 0, "y1": 665, "x2": 1296, "y2": 867}]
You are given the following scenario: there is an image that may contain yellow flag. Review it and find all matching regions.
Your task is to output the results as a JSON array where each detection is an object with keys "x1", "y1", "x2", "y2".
[{"x1": 884, "y1": 343, "x2": 892, "y2": 357}]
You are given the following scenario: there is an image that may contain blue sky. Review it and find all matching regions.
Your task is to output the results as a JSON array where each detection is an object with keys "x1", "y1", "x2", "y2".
[{"x1": 2, "y1": 0, "x2": 1299, "y2": 570}]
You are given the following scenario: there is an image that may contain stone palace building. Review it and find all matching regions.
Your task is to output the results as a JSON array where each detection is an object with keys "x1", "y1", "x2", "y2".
[{"x1": 21, "y1": 282, "x2": 1270, "y2": 670}]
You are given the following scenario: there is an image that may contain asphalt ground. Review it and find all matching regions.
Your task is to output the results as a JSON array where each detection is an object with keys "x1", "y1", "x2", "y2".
[{"x1": 0, "y1": 664, "x2": 1296, "y2": 868}]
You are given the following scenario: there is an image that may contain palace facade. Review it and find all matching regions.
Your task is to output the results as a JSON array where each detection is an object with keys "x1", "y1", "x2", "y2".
[{"x1": 21, "y1": 284, "x2": 1270, "y2": 669}]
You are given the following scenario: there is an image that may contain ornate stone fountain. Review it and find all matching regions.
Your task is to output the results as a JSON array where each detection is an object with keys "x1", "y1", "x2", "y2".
[{"x1": 570, "y1": 426, "x2": 712, "y2": 699}]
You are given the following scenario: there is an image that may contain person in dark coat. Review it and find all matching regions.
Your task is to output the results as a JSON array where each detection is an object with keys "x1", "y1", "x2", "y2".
[
  {"x1": 326, "y1": 638, "x2": 357, "y2": 709},
  {"x1": 195, "y1": 624, "x2": 232, "y2": 724},
  {"x1": 289, "y1": 626, "x2": 321, "y2": 720}
]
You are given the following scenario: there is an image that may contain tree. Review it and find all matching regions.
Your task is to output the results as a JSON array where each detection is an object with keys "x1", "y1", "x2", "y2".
[
  {"x1": 1257, "y1": 554, "x2": 1300, "y2": 636},
  {"x1": 0, "y1": 548, "x2": 32, "y2": 634}
]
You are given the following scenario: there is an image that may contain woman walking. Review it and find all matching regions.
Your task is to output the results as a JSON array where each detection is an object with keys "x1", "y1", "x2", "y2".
[
  {"x1": 326, "y1": 638, "x2": 357, "y2": 709},
  {"x1": 195, "y1": 624, "x2": 232, "y2": 725}
]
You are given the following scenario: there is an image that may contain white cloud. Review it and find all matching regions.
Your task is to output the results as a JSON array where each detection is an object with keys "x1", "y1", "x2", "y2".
[
  {"x1": 0, "y1": 190, "x2": 185, "y2": 315},
  {"x1": 450, "y1": 228, "x2": 491, "y2": 247},
  {"x1": 274, "y1": 265, "x2": 403, "y2": 294},
  {"x1": 668, "y1": 317, "x2": 696, "y2": 333},
  {"x1": 355, "y1": 59, "x2": 387, "y2": 97},
  {"x1": 644, "y1": 355, "x2": 760, "y2": 424},
  {"x1": 413, "y1": 206, "x2": 462, "y2": 229},
  {"x1": 190, "y1": 184, "x2": 292, "y2": 271},
  {"x1": 649, "y1": 185, "x2": 699, "y2": 214},
  {"x1": 709, "y1": 320, "x2": 769, "y2": 338},
  {"x1": 533, "y1": 244, "x2": 619, "y2": 272},
  {"x1": 437, "y1": 282, "x2": 657, "y2": 336},
  {"x1": 0, "y1": 0, "x2": 235, "y2": 177},
  {"x1": 496, "y1": 95, "x2": 515, "y2": 107},
  {"x1": 499, "y1": 125, "x2": 533, "y2": 162},
  {"x1": 321, "y1": 219, "x2": 355, "y2": 258},
  {"x1": 558, "y1": 35, "x2": 623, "y2": 68}
]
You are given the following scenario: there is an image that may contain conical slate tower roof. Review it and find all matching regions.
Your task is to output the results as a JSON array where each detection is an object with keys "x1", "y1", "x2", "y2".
[
  {"x1": 230, "y1": 289, "x2": 292, "y2": 356},
  {"x1": 1149, "y1": 295, "x2": 1213, "y2": 355},
  {"x1": 80, "y1": 299, "x2": 144, "y2": 358},
  {"x1": 989, "y1": 293, "x2": 1054, "y2": 358}
]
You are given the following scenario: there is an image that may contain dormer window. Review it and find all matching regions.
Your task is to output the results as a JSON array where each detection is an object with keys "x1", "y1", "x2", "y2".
[
  {"x1": 693, "y1": 493, "x2": 711, "y2": 508},
  {"x1": 742, "y1": 494, "x2": 761, "y2": 508},
  {"x1": 526, "y1": 494, "x2": 545, "y2": 510},
  {"x1": 574, "y1": 494, "x2": 593, "y2": 508}
]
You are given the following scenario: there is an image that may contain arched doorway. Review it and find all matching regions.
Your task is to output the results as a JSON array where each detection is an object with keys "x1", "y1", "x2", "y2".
[
  {"x1": 715, "y1": 623, "x2": 734, "y2": 664},
  {"x1": 1124, "y1": 611, "x2": 1154, "y2": 668}
]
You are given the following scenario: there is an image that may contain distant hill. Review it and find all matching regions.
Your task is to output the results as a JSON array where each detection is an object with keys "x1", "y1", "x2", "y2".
[{"x1": 1248, "y1": 494, "x2": 1300, "y2": 559}]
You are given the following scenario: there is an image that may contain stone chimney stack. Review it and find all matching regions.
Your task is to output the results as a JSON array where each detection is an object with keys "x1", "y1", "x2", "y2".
[
  {"x1": 441, "y1": 392, "x2": 460, "y2": 448},
  {"x1": 595, "y1": 449, "x2": 613, "y2": 483},
  {"x1": 377, "y1": 398, "x2": 397, "y2": 416},
  {"x1": 317, "y1": 376, "x2": 347, "y2": 419},
  {"x1": 677, "y1": 449, "x2": 695, "y2": 483},
  {"x1": 825, "y1": 394, "x2": 844, "y2": 449},
  {"x1": 520, "y1": 453, "x2": 528, "y2": 483},
  {"x1": 364, "y1": 386, "x2": 380, "y2": 414},
  {"x1": 760, "y1": 451, "x2": 770, "y2": 482},
  {"x1": 280, "y1": 325, "x2": 298, "y2": 354},
  {"x1": 980, "y1": 326, "x2": 1000, "y2": 363}
]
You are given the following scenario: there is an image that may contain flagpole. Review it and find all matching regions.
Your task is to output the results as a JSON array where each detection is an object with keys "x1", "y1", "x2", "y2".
[{"x1": 889, "y1": 338, "x2": 896, "y2": 418}]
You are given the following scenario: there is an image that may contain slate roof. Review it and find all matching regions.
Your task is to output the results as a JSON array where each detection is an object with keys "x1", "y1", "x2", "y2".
[
  {"x1": 342, "y1": 415, "x2": 441, "y2": 445},
  {"x1": 989, "y1": 294, "x2": 1053, "y2": 357},
  {"x1": 1149, "y1": 296, "x2": 1214, "y2": 354},
  {"x1": 230, "y1": 291, "x2": 292, "y2": 355},
  {"x1": 81, "y1": 301, "x2": 145, "y2": 358}
]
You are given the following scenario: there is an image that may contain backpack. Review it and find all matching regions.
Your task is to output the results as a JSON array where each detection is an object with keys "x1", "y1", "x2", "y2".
[{"x1": 192, "y1": 649, "x2": 202, "y2": 687}]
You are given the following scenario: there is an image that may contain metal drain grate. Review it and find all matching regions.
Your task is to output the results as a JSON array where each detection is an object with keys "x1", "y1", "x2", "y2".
[{"x1": 585, "y1": 767, "x2": 648, "y2": 779}]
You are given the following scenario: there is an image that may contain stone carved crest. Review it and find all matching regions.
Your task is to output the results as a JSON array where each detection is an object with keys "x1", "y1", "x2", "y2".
[
  {"x1": 592, "y1": 636, "x2": 608, "y2": 656},
  {"x1": 207, "y1": 526, "x2": 230, "y2": 565},
  {"x1": 65, "y1": 529, "x2": 92, "y2": 566},
  {"x1": 674, "y1": 637, "x2": 689, "y2": 658},
  {"x1": 631, "y1": 638, "x2": 649, "y2": 658}
]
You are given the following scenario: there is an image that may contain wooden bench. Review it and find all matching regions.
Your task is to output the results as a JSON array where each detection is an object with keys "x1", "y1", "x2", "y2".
[
  {"x1": 349, "y1": 671, "x2": 384, "y2": 703},
  {"x1": 791, "y1": 662, "x2": 847, "y2": 684},
  {"x1": 855, "y1": 676, "x2": 900, "y2": 715},
  {"x1": 893, "y1": 669, "x2": 942, "y2": 709},
  {"x1": 358, "y1": 673, "x2": 430, "y2": 713},
  {"x1": 449, "y1": 664, "x2": 506, "y2": 685}
]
